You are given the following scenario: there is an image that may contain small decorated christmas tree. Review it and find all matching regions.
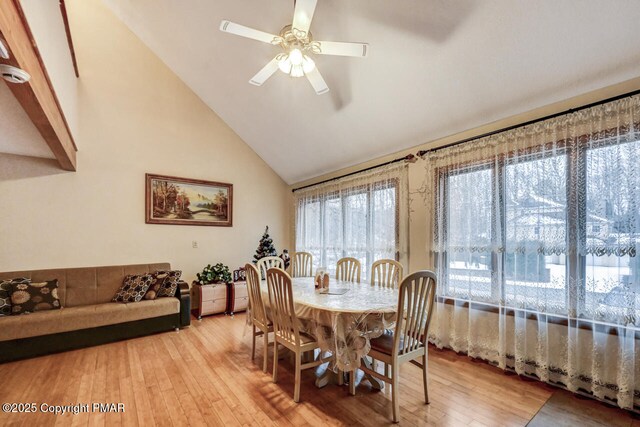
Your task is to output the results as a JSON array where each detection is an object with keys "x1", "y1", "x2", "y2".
[{"x1": 253, "y1": 226, "x2": 277, "y2": 263}]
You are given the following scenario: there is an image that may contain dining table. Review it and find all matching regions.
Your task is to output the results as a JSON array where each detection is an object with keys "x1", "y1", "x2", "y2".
[{"x1": 259, "y1": 276, "x2": 399, "y2": 389}]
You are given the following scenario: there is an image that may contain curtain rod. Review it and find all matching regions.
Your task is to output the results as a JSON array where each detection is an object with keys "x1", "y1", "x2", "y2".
[
  {"x1": 292, "y1": 154, "x2": 416, "y2": 192},
  {"x1": 292, "y1": 88, "x2": 640, "y2": 193},
  {"x1": 416, "y1": 88, "x2": 640, "y2": 157}
]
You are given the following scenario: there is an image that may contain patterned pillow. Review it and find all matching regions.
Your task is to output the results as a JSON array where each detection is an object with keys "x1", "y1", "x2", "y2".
[
  {"x1": 10, "y1": 279, "x2": 61, "y2": 314},
  {"x1": 156, "y1": 270, "x2": 182, "y2": 298},
  {"x1": 144, "y1": 271, "x2": 165, "y2": 300},
  {"x1": 112, "y1": 274, "x2": 153, "y2": 303},
  {"x1": 0, "y1": 277, "x2": 28, "y2": 316}
]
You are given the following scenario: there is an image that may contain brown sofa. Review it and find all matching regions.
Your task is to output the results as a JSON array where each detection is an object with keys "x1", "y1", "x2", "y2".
[{"x1": 0, "y1": 262, "x2": 190, "y2": 363}]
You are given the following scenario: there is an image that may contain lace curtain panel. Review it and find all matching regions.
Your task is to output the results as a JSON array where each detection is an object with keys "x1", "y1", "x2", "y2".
[
  {"x1": 293, "y1": 163, "x2": 409, "y2": 278},
  {"x1": 425, "y1": 95, "x2": 640, "y2": 410}
]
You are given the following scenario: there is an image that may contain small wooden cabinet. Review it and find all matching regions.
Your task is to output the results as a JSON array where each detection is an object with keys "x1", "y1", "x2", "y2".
[
  {"x1": 194, "y1": 283, "x2": 227, "y2": 320},
  {"x1": 193, "y1": 268, "x2": 249, "y2": 319},
  {"x1": 227, "y1": 281, "x2": 248, "y2": 315},
  {"x1": 227, "y1": 267, "x2": 248, "y2": 315}
]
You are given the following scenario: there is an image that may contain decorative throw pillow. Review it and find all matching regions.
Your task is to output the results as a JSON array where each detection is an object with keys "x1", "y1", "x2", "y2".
[
  {"x1": 10, "y1": 279, "x2": 61, "y2": 314},
  {"x1": 156, "y1": 270, "x2": 182, "y2": 298},
  {"x1": 144, "y1": 271, "x2": 165, "y2": 300},
  {"x1": 0, "y1": 277, "x2": 28, "y2": 316},
  {"x1": 0, "y1": 281, "x2": 10, "y2": 317},
  {"x1": 112, "y1": 274, "x2": 153, "y2": 303}
]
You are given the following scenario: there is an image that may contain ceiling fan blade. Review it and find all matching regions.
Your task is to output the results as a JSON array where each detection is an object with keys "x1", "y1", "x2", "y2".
[
  {"x1": 219, "y1": 20, "x2": 278, "y2": 44},
  {"x1": 292, "y1": 0, "x2": 317, "y2": 34},
  {"x1": 316, "y1": 41, "x2": 369, "y2": 57},
  {"x1": 305, "y1": 67, "x2": 329, "y2": 95},
  {"x1": 249, "y1": 57, "x2": 280, "y2": 86}
]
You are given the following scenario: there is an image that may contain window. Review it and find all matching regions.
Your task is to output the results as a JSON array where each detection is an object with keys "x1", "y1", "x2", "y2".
[
  {"x1": 436, "y1": 137, "x2": 640, "y2": 323},
  {"x1": 427, "y1": 97, "x2": 640, "y2": 410},
  {"x1": 503, "y1": 154, "x2": 567, "y2": 312},
  {"x1": 584, "y1": 140, "x2": 640, "y2": 322},
  {"x1": 295, "y1": 180, "x2": 399, "y2": 277},
  {"x1": 444, "y1": 166, "x2": 493, "y2": 301}
]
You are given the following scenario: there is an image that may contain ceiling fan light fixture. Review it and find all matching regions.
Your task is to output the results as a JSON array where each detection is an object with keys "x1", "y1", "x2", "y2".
[
  {"x1": 289, "y1": 48, "x2": 303, "y2": 65},
  {"x1": 277, "y1": 51, "x2": 315, "y2": 78},
  {"x1": 278, "y1": 55, "x2": 292, "y2": 74},
  {"x1": 220, "y1": 0, "x2": 367, "y2": 94},
  {"x1": 290, "y1": 64, "x2": 304, "y2": 78}
]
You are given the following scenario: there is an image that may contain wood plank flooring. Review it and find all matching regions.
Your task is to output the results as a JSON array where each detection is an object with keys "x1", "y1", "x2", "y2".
[
  {"x1": 527, "y1": 389, "x2": 639, "y2": 427},
  {"x1": 0, "y1": 313, "x2": 634, "y2": 426}
]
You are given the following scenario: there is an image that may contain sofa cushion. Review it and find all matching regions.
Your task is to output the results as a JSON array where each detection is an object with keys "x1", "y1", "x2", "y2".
[
  {"x1": 10, "y1": 279, "x2": 61, "y2": 315},
  {"x1": 112, "y1": 274, "x2": 153, "y2": 303},
  {"x1": 157, "y1": 270, "x2": 182, "y2": 298},
  {"x1": 0, "y1": 298, "x2": 180, "y2": 341}
]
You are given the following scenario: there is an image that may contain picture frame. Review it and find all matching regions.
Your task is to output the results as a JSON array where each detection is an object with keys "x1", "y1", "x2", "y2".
[{"x1": 145, "y1": 173, "x2": 233, "y2": 227}]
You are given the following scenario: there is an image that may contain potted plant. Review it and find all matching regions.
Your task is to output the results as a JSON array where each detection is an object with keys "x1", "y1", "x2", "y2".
[{"x1": 196, "y1": 263, "x2": 232, "y2": 285}]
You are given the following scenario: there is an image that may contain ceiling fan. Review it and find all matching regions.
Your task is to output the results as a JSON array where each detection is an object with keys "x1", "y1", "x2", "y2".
[{"x1": 219, "y1": 0, "x2": 368, "y2": 95}]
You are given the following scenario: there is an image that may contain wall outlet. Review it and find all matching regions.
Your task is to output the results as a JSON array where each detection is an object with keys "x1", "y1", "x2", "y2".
[{"x1": 192, "y1": 241, "x2": 198, "y2": 248}]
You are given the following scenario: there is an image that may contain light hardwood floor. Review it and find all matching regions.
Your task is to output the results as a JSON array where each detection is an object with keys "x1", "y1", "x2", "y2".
[{"x1": 0, "y1": 313, "x2": 633, "y2": 426}]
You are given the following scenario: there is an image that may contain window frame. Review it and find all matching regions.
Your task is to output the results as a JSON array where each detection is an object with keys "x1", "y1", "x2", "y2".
[
  {"x1": 296, "y1": 179, "x2": 400, "y2": 275},
  {"x1": 438, "y1": 162, "x2": 497, "y2": 300}
]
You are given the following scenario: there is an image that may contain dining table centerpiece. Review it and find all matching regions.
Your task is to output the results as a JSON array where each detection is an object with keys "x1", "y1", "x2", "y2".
[{"x1": 314, "y1": 268, "x2": 330, "y2": 292}]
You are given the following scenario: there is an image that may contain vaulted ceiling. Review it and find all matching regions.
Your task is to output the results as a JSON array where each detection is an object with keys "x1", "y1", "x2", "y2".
[{"x1": 104, "y1": 0, "x2": 640, "y2": 184}]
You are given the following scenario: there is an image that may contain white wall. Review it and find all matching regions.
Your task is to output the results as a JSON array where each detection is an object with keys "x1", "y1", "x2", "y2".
[
  {"x1": 0, "y1": 0, "x2": 290, "y2": 282},
  {"x1": 0, "y1": 84, "x2": 52, "y2": 158}
]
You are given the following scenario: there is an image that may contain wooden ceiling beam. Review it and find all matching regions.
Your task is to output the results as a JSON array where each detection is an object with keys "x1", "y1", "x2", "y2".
[
  {"x1": 0, "y1": 0, "x2": 76, "y2": 171},
  {"x1": 59, "y1": 0, "x2": 79, "y2": 78}
]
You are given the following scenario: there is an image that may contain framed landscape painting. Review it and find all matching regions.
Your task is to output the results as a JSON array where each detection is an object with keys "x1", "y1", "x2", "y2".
[{"x1": 145, "y1": 174, "x2": 233, "y2": 227}]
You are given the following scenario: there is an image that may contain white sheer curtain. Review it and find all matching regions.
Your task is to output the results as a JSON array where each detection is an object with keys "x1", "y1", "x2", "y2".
[
  {"x1": 425, "y1": 95, "x2": 640, "y2": 410},
  {"x1": 294, "y1": 163, "x2": 409, "y2": 278}
]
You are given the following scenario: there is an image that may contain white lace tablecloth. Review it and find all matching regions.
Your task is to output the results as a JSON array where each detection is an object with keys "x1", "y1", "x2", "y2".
[{"x1": 260, "y1": 277, "x2": 398, "y2": 372}]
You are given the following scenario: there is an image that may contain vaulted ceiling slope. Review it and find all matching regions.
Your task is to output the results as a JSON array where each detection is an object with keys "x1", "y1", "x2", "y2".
[{"x1": 103, "y1": 0, "x2": 640, "y2": 184}]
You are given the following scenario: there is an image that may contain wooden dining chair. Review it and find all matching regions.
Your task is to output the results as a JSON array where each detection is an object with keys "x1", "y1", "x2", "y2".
[
  {"x1": 257, "y1": 256, "x2": 284, "y2": 279},
  {"x1": 336, "y1": 257, "x2": 361, "y2": 283},
  {"x1": 267, "y1": 267, "x2": 325, "y2": 403},
  {"x1": 291, "y1": 251, "x2": 313, "y2": 277},
  {"x1": 370, "y1": 259, "x2": 404, "y2": 289},
  {"x1": 354, "y1": 270, "x2": 437, "y2": 423},
  {"x1": 245, "y1": 263, "x2": 273, "y2": 373}
]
